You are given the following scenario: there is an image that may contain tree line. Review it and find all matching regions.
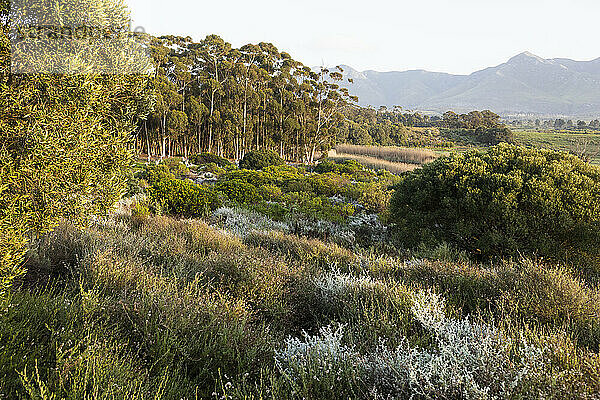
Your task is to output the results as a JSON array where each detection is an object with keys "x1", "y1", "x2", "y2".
[{"x1": 137, "y1": 34, "x2": 356, "y2": 164}]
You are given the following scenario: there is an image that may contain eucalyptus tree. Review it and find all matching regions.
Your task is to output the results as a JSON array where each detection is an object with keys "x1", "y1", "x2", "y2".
[{"x1": 302, "y1": 66, "x2": 356, "y2": 163}]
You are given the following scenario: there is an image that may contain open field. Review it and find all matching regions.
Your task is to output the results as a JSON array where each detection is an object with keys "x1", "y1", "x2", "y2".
[{"x1": 514, "y1": 130, "x2": 600, "y2": 164}]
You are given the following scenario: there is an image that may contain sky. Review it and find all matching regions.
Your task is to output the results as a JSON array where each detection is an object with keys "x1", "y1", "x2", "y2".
[{"x1": 126, "y1": 0, "x2": 600, "y2": 75}]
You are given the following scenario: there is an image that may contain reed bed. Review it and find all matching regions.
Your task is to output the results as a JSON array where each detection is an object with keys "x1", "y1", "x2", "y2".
[
  {"x1": 329, "y1": 154, "x2": 419, "y2": 174},
  {"x1": 336, "y1": 144, "x2": 438, "y2": 165}
]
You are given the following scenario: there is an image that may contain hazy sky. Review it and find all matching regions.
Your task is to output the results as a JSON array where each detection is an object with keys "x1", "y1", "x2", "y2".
[{"x1": 126, "y1": 0, "x2": 600, "y2": 75}]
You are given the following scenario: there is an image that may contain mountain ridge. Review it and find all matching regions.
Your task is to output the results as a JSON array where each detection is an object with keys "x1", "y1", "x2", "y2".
[{"x1": 337, "y1": 52, "x2": 600, "y2": 117}]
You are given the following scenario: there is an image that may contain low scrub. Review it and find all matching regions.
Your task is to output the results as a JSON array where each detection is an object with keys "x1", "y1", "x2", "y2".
[
  {"x1": 3, "y1": 215, "x2": 599, "y2": 398},
  {"x1": 239, "y1": 150, "x2": 284, "y2": 170},
  {"x1": 147, "y1": 171, "x2": 221, "y2": 218},
  {"x1": 189, "y1": 152, "x2": 232, "y2": 167}
]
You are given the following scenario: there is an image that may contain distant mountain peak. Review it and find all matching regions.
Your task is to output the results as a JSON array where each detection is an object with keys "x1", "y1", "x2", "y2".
[
  {"x1": 507, "y1": 51, "x2": 550, "y2": 65},
  {"x1": 338, "y1": 53, "x2": 600, "y2": 116}
]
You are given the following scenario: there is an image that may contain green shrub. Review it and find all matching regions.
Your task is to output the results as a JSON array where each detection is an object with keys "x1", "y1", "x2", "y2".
[
  {"x1": 215, "y1": 179, "x2": 262, "y2": 205},
  {"x1": 389, "y1": 144, "x2": 600, "y2": 263},
  {"x1": 131, "y1": 201, "x2": 151, "y2": 226},
  {"x1": 189, "y1": 152, "x2": 232, "y2": 168},
  {"x1": 476, "y1": 126, "x2": 514, "y2": 145},
  {"x1": 259, "y1": 184, "x2": 283, "y2": 201},
  {"x1": 239, "y1": 150, "x2": 284, "y2": 170},
  {"x1": 160, "y1": 157, "x2": 189, "y2": 177},
  {"x1": 308, "y1": 173, "x2": 349, "y2": 197},
  {"x1": 148, "y1": 175, "x2": 221, "y2": 218},
  {"x1": 201, "y1": 162, "x2": 227, "y2": 176},
  {"x1": 0, "y1": 0, "x2": 150, "y2": 299},
  {"x1": 283, "y1": 192, "x2": 355, "y2": 222},
  {"x1": 314, "y1": 159, "x2": 364, "y2": 174}
]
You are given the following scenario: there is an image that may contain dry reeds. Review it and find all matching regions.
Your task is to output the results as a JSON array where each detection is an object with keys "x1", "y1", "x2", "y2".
[
  {"x1": 335, "y1": 144, "x2": 438, "y2": 165},
  {"x1": 329, "y1": 154, "x2": 419, "y2": 174}
]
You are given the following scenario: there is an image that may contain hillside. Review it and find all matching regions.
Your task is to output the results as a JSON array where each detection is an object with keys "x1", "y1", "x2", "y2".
[{"x1": 340, "y1": 52, "x2": 600, "y2": 116}]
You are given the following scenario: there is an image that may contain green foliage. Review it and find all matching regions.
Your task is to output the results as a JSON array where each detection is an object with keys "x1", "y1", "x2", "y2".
[
  {"x1": 339, "y1": 107, "x2": 455, "y2": 148},
  {"x1": 283, "y1": 192, "x2": 356, "y2": 223},
  {"x1": 160, "y1": 157, "x2": 189, "y2": 178},
  {"x1": 2, "y1": 214, "x2": 600, "y2": 398},
  {"x1": 215, "y1": 180, "x2": 262, "y2": 205},
  {"x1": 0, "y1": 0, "x2": 151, "y2": 298},
  {"x1": 213, "y1": 163, "x2": 394, "y2": 223},
  {"x1": 314, "y1": 159, "x2": 364, "y2": 174},
  {"x1": 144, "y1": 37, "x2": 353, "y2": 163},
  {"x1": 239, "y1": 150, "x2": 285, "y2": 170},
  {"x1": 441, "y1": 110, "x2": 503, "y2": 130},
  {"x1": 390, "y1": 144, "x2": 600, "y2": 263},
  {"x1": 148, "y1": 174, "x2": 221, "y2": 218},
  {"x1": 475, "y1": 126, "x2": 514, "y2": 145},
  {"x1": 189, "y1": 152, "x2": 232, "y2": 168}
]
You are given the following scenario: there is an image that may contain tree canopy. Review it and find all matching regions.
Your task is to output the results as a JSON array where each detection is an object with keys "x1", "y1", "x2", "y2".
[{"x1": 138, "y1": 35, "x2": 356, "y2": 164}]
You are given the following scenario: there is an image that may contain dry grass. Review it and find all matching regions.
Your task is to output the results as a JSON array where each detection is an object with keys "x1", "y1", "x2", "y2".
[
  {"x1": 329, "y1": 153, "x2": 419, "y2": 174},
  {"x1": 335, "y1": 144, "x2": 438, "y2": 165}
]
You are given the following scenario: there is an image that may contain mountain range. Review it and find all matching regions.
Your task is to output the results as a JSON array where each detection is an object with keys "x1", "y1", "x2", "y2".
[{"x1": 338, "y1": 52, "x2": 600, "y2": 117}]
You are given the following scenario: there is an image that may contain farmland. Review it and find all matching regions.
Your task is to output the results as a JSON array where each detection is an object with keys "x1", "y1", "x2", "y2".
[{"x1": 514, "y1": 130, "x2": 600, "y2": 164}]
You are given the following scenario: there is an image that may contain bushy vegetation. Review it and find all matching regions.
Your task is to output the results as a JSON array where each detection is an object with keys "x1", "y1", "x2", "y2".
[
  {"x1": 239, "y1": 150, "x2": 285, "y2": 170},
  {"x1": 2, "y1": 213, "x2": 599, "y2": 398},
  {"x1": 0, "y1": 0, "x2": 150, "y2": 299},
  {"x1": 4, "y1": 1, "x2": 600, "y2": 398},
  {"x1": 390, "y1": 144, "x2": 600, "y2": 265},
  {"x1": 144, "y1": 167, "x2": 221, "y2": 218},
  {"x1": 189, "y1": 152, "x2": 232, "y2": 167},
  {"x1": 338, "y1": 107, "x2": 454, "y2": 148}
]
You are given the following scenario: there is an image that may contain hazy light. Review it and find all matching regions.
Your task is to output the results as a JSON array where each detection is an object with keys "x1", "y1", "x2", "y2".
[{"x1": 126, "y1": 0, "x2": 600, "y2": 75}]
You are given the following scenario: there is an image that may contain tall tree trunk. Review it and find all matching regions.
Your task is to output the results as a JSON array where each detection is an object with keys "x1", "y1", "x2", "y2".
[
  {"x1": 145, "y1": 121, "x2": 151, "y2": 161},
  {"x1": 161, "y1": 113, "x2": 167, "y2": 160}
]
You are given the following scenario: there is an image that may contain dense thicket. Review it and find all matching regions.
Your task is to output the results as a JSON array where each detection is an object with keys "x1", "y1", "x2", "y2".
[
  {"x1": 138, "y1": 35, "x2": 355, "y2": 163},
  {"x1": 390, "y1": 144, "x2": 600, "y2": 264},
  {"x1": 0, "y1": 0, "x2": 151, "y2": 297},
  {"x1": 335, "y1": 107, "x2": 427, "y2": 146}
]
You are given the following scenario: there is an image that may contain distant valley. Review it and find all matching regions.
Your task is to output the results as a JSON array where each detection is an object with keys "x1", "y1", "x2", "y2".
[{"x1": 339, "y1": 52, "x2": 600, "y2": 117}]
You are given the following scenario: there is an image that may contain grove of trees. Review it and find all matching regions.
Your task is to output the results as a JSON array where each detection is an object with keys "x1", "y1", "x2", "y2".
[{"x1": 138, "y1": 35, "x2": 356, "y2": 164}]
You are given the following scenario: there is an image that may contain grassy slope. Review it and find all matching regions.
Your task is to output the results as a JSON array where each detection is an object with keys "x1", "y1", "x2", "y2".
[{"x1": 1, "y1": 213, "x2": 599, "y2": 399}]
